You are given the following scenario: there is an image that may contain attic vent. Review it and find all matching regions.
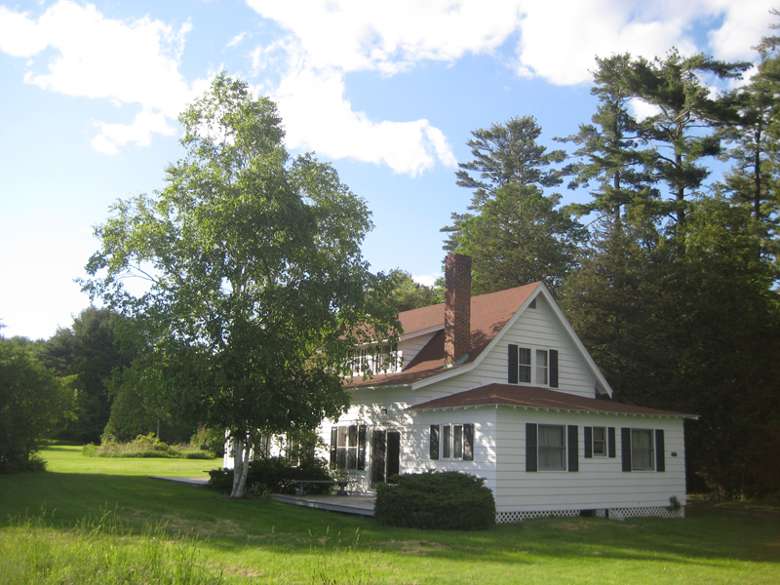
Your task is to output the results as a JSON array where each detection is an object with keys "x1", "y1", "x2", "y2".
[{"x1": 529, "y1": 298, "x2": 537, "y2": 309}]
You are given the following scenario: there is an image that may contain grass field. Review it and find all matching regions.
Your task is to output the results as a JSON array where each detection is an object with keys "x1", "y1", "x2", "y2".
[{"x1": 0, "y1": 445, "x2": 778, "y2": 584}]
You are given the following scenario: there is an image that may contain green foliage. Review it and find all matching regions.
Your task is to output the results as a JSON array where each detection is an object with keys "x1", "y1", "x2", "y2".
[
  {"x1": 85, "y1": 434, "x2": 213, "y2": 460},
  {"x1": 208, "y1": 456, "x2": 332, "y2": 495},
  {"x1": 40, "y1": 308, "x2": 140, "y2": 443},
  {"x1": 454, "y1": 183, "x2": 586, "y2": 294},
  {"x1": 383, "y1": 269, "x2": 443, "y2": 312},
  {"x1": 375, "y1": 472, "x2": 496, "y2": 530},
  {"x1": 189, "y1": 426, "x2": 225, "y2": 457},
  {"x1": 82, "y1": 74, "x2": 399, "y2": 497},
  {"x1": 561, "y1": 54, "x2": 657, "y2": 222},
  {"x1": 443, "y1": 115, "x2": 566, "y2": 251},
  {"x1": 0, "y1": 339, "x2": 64, "y2": 472},
  {"x1": 622, "y1": 49, "x2": 750, "y2": 227}
]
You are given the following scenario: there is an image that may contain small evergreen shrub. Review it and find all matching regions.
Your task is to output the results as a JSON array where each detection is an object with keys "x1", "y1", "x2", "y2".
[
  {"x1": 208, "y1": 457, "x2": 332, "y2": 495},
  {"x1": 375, "y1": 471, "x2": 496, "y2": 530}
]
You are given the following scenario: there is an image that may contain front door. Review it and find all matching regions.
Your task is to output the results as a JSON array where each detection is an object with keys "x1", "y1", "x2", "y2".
[
  {"x1": 371, "y1": 430, "x2": 386, "y2": 485},
  {"x1": 371, "y1": 429, "x2": 401, "y2": 486}
]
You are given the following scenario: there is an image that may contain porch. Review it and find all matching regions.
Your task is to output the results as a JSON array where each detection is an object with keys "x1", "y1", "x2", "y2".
[{"x1": 272, "y1": 493, "x2": 376, "y2": 517}]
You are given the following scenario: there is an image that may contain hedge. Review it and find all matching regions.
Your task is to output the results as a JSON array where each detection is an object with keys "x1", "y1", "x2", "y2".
[
  {"x1": 208, "y1": 457, "x2": 332, "y2": 495},
  {"x1": 375, "y1": 471, "x2": 496, "y2": 530}
]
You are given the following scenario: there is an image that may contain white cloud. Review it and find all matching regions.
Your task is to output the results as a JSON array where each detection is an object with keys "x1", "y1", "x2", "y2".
[
  {"x1": 274, "y1": 67, "x2": 455, "y2": 175},
  {"x1": 629, "y1": 98, "x2": 662, "y2": 122},
  {"x1": 242, "y1": 0, "x2": 774, "y2": 175},
  {"x1": 0, "y1": 6, "x2": 48, "y2": 57},
  {"x1": 91, "y1": 110, "x2": 176, "y2": 155},
  {"x1": 0, "y1": 1, "x2": 201, "y2": 154},
  {"x1": 706, "y1": 0, "x2": 776, "y2": 61},
  {"x1": 246, "y1": 0, "x2": 523, "y2": 75},
  {"x1": 226, "y1": 31, "x2": 247, "y2": 48},
  {"x1": 412, "y1": 274, "x2": 439, "y2": 287}
]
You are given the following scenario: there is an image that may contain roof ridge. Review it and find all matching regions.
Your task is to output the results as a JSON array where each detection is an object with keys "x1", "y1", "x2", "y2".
[{"x1": 397, "y1": 281, "x2": 540, "y2": 318}]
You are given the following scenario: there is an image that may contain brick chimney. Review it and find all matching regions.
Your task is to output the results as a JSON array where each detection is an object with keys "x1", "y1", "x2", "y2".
[{"x1": 444, "y1": 253, "x2": 472, "y2": 366}]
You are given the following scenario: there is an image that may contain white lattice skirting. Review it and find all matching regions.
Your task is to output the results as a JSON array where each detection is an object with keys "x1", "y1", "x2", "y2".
[
  {"x1": 608, "y1": 506, "x2": 685, "y2": 520},
  {"x1": 496, "y1": 506, "x2": 685, "y2": 524},
  {"x1": 496, "y1": 509, "x2": 581, "y2": 523}
]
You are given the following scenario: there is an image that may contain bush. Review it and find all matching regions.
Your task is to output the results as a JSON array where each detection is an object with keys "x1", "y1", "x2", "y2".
[
  {"x1": 375, "y1": 471, "x2": 496, "y2": 530},
  {"x1": 208, "y1": 457, "x2": 332, "y2": 495},
  {"x1": 85, "y1": 434, "x2": 214, "y2": 459}
]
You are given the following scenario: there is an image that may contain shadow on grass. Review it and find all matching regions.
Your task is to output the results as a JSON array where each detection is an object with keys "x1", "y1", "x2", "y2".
[{"x1": 1, "y1": 470, "x2": 779, "y2": 570}]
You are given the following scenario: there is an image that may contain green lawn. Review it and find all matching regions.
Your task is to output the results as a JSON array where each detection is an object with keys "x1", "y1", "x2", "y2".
[{"x1": 0, "y1": 445, "x2": 778, "y2": 584}]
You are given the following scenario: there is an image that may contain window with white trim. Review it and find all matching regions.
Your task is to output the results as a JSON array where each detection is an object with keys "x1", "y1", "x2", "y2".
[
  {"x1": 535, "y1": 349, "x2": 548, "y2": 385},
  {"x1": 592, "y1": 426, "x2": 607, "y2": 457},
  {"x1": 436, "y1": 424, "x2": 474, "y2": 461},
  {"x1": 538, "y1": 424, "x2": 566, "y2": 471},
  {"x1": 330, "y1": 425, "x2": 366, "y2": 471},
  {"x1": 631, "y1": 428, "x2": 654, "y2": 471},
  {"x1": 518, "y1": 347, "x2": 531, "y2": 383}
]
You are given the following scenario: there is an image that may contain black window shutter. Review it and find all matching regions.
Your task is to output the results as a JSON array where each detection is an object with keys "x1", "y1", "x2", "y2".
[
  {"x1": 608, "y1": 427, "x2": 616, "y2": 458},
  {"x1": 429, "y1": 425, "x2": 440, "y2": 460},
  {"x1": 357, "y1": 425, "x2": 367, "y2": 470},
  {"x1": 549, "y1": 349, "x2": 559, "y2": 387},
  {"x1": 567, "y1": 425, "x2": 578, "y2": 471},
  {"x1": 508, "y1": 344, "x2": 518, "y2": 384},
  {"x1": 526, "y1": 423, "x2": 538, "y2": 472},
  {"x1": 329, "y1": 427, "x2": 337, "y2": 469},
  {"x1": 621, "y1": 427, "x2": 632, "y2": 472},
  {"x1": 584, "y1": 426, "x2": 593, "y2": 458},
  {"x1": 655, "y1": 429, "x2": 665, "y2": 472},
  {"x1": 463, "y1": 424, "x2": 474, "y2": 461}
]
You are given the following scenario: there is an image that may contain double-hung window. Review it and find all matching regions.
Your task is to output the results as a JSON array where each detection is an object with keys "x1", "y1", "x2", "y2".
[
  {"x1": 535, "y1": 349, "x2": 548, "y2": 385},
  {"x1": 431, "y1": 424, "x2": 474, "y2": 461},
  {"x1": 509, "y1": 345, "x2": 557, "y2": 387},
  {"x1": 518, "y1": 348, "x2": 532, "y2": 382},
  {"x1": 538, "y1": 424, "x2": 566, "y2": 471},
  {"x1": 630, "y1": 429, "x2": 654, "y2": 471},
  {"x1": 592, "y1": 426, "x2": 607, "y2": 457}
]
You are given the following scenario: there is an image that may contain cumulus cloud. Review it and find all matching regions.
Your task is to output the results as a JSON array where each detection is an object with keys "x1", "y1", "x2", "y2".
[
  {"x1": 0, "y1": 1, "x2": 201, "y2": 155},
  {"x1": 275, "y1": 67, "x2": 455, "y2": 175},
  {"x1": 241, "y1": 0, "x2": 774, "y2": 174},
  {"x1": 246, "y1": 1, "x2": 775, "y2": 86}
]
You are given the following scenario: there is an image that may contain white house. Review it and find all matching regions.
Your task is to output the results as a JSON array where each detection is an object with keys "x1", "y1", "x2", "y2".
[{"x1": 228, "y1": 253, "x2": 696, "y2": 523}]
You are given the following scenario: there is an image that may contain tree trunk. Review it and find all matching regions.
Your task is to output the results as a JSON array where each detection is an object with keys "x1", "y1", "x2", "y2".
[
  {"x1": 753, "y1": 125, "x2": 762, "y2": 221},
  {"x1": 230, "y1": 434, "x2": 251, "y2": 498}
]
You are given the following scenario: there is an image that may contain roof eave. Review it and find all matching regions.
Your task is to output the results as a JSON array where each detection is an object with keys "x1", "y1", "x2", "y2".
[{"x1": 412, "y1": 402, "x2": 698, "y2": 419}]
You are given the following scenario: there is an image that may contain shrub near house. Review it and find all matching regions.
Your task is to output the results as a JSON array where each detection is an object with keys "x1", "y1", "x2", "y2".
[{"x1": 375, "y1": 472, "x2": 496, "y2": 530}]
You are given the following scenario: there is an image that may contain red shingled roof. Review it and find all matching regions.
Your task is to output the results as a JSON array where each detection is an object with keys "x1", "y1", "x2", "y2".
[
  {"x1": 346, "y1": 283, "x2": 540, "y2": 389},
  {"x1": 412, "y1": 383, "x2": 694, "y2": 418}
]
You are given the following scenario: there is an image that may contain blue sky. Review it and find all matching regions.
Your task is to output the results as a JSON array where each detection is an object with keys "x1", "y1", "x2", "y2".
[{"x1": 0, "y1": 0, "x2": 773, "y2": 339}]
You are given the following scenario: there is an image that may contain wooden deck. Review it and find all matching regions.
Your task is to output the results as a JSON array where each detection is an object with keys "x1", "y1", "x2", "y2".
[{"x1": 272, "y1": 494, "x2": 376, "y2": 517}]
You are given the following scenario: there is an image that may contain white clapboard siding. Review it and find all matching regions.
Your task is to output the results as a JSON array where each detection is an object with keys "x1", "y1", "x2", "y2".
[
  {"x1": 398, "y1": 331, "x2": 437, "y2": 368},
  {"x1": 494, "y1": 408, "x2": 686, "y2": 512},
  {"x1": 318, "y1": 388, "x2": 497, "y2": 492},
  {"x1": 410, "y1": 294, "x2": 597, "y2": 401}
]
